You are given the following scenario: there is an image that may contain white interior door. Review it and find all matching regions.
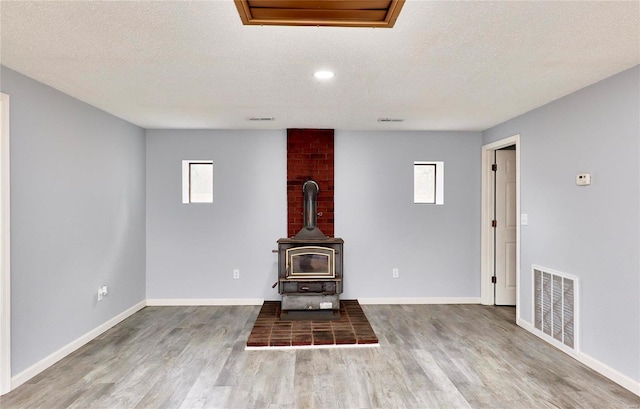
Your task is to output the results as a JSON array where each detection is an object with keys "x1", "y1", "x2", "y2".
[{"x1": 494, "y1": 149, "x2": 517, "y2": 305}]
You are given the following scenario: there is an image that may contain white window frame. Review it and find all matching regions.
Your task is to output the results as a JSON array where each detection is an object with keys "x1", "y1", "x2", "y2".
[
  {"x1": 182, "y1": 160, "x2": 213, "y2": 204},
  {"x1": 414, "y1": 161, "x2": 444, "y2": 205}
]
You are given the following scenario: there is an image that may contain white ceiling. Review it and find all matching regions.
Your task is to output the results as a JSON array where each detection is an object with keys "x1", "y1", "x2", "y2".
[{"x1": 1, "y1": 1, "x2": 638, "y2": 131}]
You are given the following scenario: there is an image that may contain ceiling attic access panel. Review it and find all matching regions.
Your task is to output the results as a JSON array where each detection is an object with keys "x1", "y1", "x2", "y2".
[{"x1": 234, "y1": 0, "x2": 405, "y2": 28}]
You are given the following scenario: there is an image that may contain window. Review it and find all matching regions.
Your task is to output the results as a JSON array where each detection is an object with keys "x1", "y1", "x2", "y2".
[
  {"x1": 414, "y1": 161, "x2": 444, "y2": 205},
  {"x1": 182, "y1": 160, "x2": 213, "y2": 203}
]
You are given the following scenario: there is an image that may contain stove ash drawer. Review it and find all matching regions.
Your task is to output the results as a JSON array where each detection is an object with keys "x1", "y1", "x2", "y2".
[{"x1": 281, "y1": 281, "x2": 337, "y2": 294}]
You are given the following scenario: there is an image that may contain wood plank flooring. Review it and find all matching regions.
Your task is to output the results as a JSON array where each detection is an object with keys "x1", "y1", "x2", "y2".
[{"x1": 1, "y1": 304, "x2": 639, "y2": 408}]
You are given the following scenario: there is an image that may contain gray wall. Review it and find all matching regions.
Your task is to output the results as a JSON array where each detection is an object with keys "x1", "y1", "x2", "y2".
[
  {"x1": 335, "y1": 131, "x2": 482, "y2": 298},
  {"x1": 1, "y1": 66, "x2": 146, "y2": 375},
  {"x1": 146, "y1": 130, "x2": 482, "y2": 300},
  {"x1": 145, "y1": 130, "x2": 287, "y2": 300},
  {"x1": 483, "y1": 65, "x2": 640, "y2": 381}
]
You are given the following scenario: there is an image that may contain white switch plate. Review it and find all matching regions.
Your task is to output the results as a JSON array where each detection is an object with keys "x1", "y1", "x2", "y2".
[
  {"x1": 97, "y1": 285, "x2": 108, "y2": 301},
  {"x1": 521, "y1": 213, "x2": 529, "y2": 225},
  {"x1": 576, "y1": 173, "x2": 591, "y2": 186}
]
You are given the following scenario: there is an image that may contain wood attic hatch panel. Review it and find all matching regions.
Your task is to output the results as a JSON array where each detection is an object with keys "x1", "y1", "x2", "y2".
[{"x1": 234, "y1": 0, "x2": 405, "y2": 28}]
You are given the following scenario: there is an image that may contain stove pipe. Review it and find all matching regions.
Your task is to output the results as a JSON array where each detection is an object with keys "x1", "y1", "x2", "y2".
[
  {"x1": 303, "y1": 180, "x2": 319, "y2": 229},
  {"x1": 294, "y1": 180, "x2": 327, "y2": 240}
]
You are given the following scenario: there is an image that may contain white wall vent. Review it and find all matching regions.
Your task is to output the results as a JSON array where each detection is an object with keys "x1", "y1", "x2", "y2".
[{"x1": 533, "y1": 265, "x2": 579, "y2": 354}]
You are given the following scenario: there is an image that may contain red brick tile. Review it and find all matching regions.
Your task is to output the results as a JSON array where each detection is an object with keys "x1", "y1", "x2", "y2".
[
  {"x1": 269, "y1": 330, "x2": 289, "y2": 336},
  {"x1": 247, "y1": 300, "x2": 377, "y2": 348},
  {"x1": 247, "y1": 338, "x2": 269, "y2": 347},
  {"x1": 313, "y1": 334, "x2": 335, "y2": 345},
  {"x1": 292, "y1": 335, "x2": 312, "y2": 346},
  {"x1": 270, "y1": 338, "x2": 292, "y2": 347},
  {"x1": 357, "y1": 337, "x2": 378, "y2": 344},
  {"x1": 335, "y1": 336, "x2": 357, "y2": 345},
  {"x1": 292, "y1": 322, "x2": 311, "y2": 331}
]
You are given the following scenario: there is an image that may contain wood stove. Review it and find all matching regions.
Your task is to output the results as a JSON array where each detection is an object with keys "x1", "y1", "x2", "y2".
[{"x1": 277, "y1": 180, "x2": 343, "y2": 312}]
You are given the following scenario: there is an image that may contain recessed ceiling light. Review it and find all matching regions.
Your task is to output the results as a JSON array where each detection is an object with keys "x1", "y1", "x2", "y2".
[{"x1": 314, "y1": 70, "x2": 335, "y2": 80}]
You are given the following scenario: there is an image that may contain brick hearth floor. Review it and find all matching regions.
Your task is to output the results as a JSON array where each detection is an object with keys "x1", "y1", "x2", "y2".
[{"x1": 246, "y1": 300, "x2": 378, "y2": 348}]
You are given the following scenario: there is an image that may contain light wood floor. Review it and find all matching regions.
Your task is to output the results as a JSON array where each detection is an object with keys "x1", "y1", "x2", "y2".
[{"x1": 1, "y1": 304, "x2": 639, "y2": 409}]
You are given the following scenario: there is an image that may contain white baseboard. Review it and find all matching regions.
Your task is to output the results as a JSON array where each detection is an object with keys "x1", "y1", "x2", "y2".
[
  {"x1": 146, "y1": 298, "x2": 264, "y2": 306},
  {"x1": 147, "y1": 298, "x2": 480, "y2": 306},
  {"x1": 578, "y1": 352, "x2": 640, "y2": 397},
  {"x1": 357, "y1": 297, "x2": 481, "y2": 305},
  {"x1": 517, "y1": 317, "x2": 640, "y2": 397},
  {"x1": 516, "y1": 318, "x2": 578, "y2": 358},
  {"x1": 11, "y1": 300, "x2": 146, "y2": 390}
]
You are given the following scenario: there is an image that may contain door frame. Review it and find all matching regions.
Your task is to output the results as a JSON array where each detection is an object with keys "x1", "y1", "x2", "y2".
[
  {"x1": 0, "y1": 92, "x2": 11, "y2": 395},
  {"x1": 481, "y1": 134, "x2": 520, "y2": 315}
]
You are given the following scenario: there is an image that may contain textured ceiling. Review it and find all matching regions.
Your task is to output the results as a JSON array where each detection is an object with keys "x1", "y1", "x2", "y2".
[{"x1": 1, "y1": 1, "x2": 638, "y2": 131}]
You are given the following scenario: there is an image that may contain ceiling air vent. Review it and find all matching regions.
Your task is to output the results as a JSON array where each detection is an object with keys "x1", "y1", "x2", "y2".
[
  {"x1": 377, "y1": 118, "x2": 404, "y2": 122},
  {"x1": 234, "y1": 0, "x2": 405, "y2": 28},
  {"x1": 248, "y1": 117, "x2": 275, "y2": 121}
]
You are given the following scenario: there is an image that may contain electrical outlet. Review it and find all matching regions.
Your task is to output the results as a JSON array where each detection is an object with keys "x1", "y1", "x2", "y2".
[
  {"x1": 233, "y1": 269, "x2": 240, "y2": 279},
  {"x1": 576, "y1": 173, "x2": 591, "y2": 186},
  {"x1": 392, "y1": 268, "x2": 399, "y2": 278}
]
